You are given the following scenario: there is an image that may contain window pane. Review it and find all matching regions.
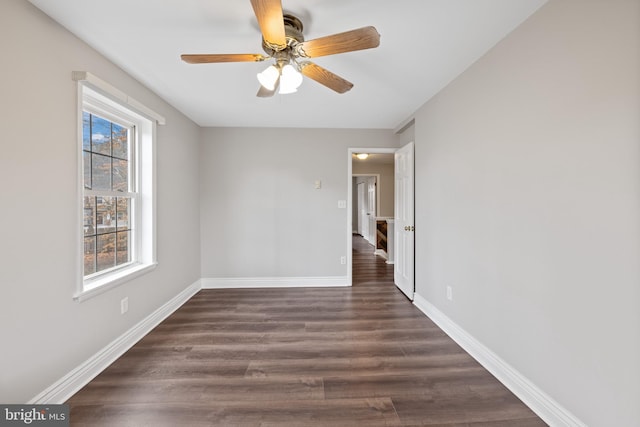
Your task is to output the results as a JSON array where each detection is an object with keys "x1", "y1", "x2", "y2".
[
  {"x1": 83, "y1": 151, "x2": 92, "y2": 190},
  {"x1": 84, "y1": 196, "x2": 96, "y2": 236},
  {"x1": 97, "y1": 233, "x2": 116, "y2": 272},
  {"x1": 91, "y1": 154, "x2": 111, "y2": 191},
  {"x1": 112, "y1": 158, "x2": 128, "y2": 192},
  {"x1": 84, "y1": 236, "x2": 96, "y2": 275},
  {"x1": 116, "y1": 231, "x2": 130, "y2": 266},
  {"x1": 83, "y1": 112, "x2": 91, "y2": 152},
  {"x1": 91, "y1": 115, "x2": 111, "y2": 155},
  {"x1": 96, "y1": 197, "x2": 116, "y2": 234},
  {"x1": 116, "y1": 197, "x2": 130, "y2": 231},
  {"x1": 112, "y1": 123, "x2": 128, "y2": 160}
]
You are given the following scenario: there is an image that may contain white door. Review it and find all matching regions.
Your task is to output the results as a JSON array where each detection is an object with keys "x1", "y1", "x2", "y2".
[
  {"x1": 367, "y1": 177, "x2": 377, "y2": 244},
  {"x1": 394, "y1": 142, "x2": 415, "y2": 299},
  {"x1": 357, "y1": 182, "x2": 368, "y2": 238}
]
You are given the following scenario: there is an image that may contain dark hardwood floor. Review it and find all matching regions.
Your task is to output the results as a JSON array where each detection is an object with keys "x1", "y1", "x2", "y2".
[{"x1": 67, "y1": 234, "x2": 546, "y2": 426}]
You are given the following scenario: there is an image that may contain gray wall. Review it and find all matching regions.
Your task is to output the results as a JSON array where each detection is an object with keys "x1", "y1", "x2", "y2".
[
  {"x1": 0, "y1": 1, "x2": 201, "y2": 403},
  {"x1": 199, "y1": 127, "x2": 397, "y2": 279},
  {"x1": 412, "y1": 0, "x2": 640, "y2": 425}
]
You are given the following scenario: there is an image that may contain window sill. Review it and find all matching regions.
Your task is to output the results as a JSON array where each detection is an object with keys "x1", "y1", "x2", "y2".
[{"x1": 74, "y1": 262, "x2": 157, "y2": 302}]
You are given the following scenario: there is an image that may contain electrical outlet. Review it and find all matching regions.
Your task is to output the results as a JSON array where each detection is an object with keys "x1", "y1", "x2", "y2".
[
  {"x1": 121, "y1": 297, "x2": 129, "y2": 314},
  {"x1": 340, "y1": 256, "x2": 347, "y2": 265},
  {"x1": 446, "y1": 286, "x2": 453, "y2": 301}
]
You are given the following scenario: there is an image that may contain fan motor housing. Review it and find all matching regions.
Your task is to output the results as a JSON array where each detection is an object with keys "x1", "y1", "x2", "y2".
[{"x1": 262, "y1": 14, "x2": 304, "y2": 55}]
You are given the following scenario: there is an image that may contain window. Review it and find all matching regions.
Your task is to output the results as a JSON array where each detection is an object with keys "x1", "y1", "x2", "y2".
[
  {"x1": 83, "y1": 112, "x2": 134, "y2": 276},
  {"x1": 74, "y1": 72, "x2": 163, "y2": 300}
]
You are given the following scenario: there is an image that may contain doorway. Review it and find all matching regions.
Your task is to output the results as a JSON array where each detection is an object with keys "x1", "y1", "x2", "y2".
[
  {"x1": 354, "y1": 174, "x2": 379, "y2": 245},
  {"x1": 347, "y1": 148, "x2": 397, "y2": 286},
  {"x1": 347, "y1": 144, "x2": 415, "y2": 298}
]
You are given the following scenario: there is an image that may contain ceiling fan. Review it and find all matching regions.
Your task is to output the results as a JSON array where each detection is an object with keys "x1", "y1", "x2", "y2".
[{"x1": 181, "y1": 0, "x2": 381, "y2": 97}]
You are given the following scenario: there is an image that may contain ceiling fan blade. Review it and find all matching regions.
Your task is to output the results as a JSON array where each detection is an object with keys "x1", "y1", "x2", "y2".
[
  {"x1": 250, "y1": 0, "x2": 286, "y2": 50},
  {"x1": 181, "y1": 54, "x2": 267, "y2": 64},
  {"x1": 299, "y1": 62, "x2": 354, "y2": 94},
  {"x1": 296, "y1": 26, "x2": 380, "y2": 58}
]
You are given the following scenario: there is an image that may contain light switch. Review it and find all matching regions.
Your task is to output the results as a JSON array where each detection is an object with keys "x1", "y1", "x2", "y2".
[
  {"x1": 314, "y1": 180, "x2": 322, "y2": 189},
  {"x1": 338, "y1": 200, "x2": 347, "y2": 209}
]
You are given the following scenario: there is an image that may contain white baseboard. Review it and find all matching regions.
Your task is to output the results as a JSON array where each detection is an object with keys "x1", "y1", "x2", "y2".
[
  {"x1": 30, "y1": 280, "x2": 201, "y2": 404},
  {"x1": 412, "y1": 293, "x2": 586, "y2": 427},
  {"x1": 201, "y1": 276, "x2": 350, "y2": 289}
]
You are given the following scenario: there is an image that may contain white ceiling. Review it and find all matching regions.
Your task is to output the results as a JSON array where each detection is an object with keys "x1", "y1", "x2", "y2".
[{"x1": 28, "y1": 0, "x2": 547, "y2": 129}]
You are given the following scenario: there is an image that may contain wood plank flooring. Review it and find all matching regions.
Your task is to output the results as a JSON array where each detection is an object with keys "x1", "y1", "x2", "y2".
[{"x1": 67, "y1": 235, "x2": 546, "y2": 426}]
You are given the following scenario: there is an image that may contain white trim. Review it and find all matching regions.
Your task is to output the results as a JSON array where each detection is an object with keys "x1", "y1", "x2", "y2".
[
  {"x1": 412, "y1": 293, "x2": 587, "y2": 427},
  {"x1": 30, "y1": 280, "x2": 201, "y2": 404},
  {"x1": 201, "y1": 276, "x2": 349, "y2": 289},
  {"x1": 75, "y1": 84, "x2": 85, "y2": 305},
  {"x1": 72, "y1": 71, "x2": 166, "y2": 125}
]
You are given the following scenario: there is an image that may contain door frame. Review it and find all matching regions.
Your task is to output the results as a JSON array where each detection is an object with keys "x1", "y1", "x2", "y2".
[{"x1": 347, "y1": 147, "x2": 397, "y2": 286}]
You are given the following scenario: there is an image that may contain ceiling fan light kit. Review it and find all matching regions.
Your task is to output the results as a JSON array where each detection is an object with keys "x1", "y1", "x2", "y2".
[
  {"x1": 256, "y1": 50, "x2": 304, "y2": 94},
  {"x1": 277, "y1": 64, "x2": 303, "y2": 94},
  {"x1": 181, "y1": 0, "x2": 380, "y2": 97},
  {"x1": 256, "y1": 65, "x2": 280, "y2": 91}
]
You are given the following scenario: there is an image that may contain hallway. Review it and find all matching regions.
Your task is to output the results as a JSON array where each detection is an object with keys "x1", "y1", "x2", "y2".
[{"x1": 352, "y1": 233, "x2": 394, "y2": 287}]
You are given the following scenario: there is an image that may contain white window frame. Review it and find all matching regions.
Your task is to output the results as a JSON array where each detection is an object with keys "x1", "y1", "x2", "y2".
[{"x1": 73, "y1": 72, "x2": 164, "y2": 301}]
